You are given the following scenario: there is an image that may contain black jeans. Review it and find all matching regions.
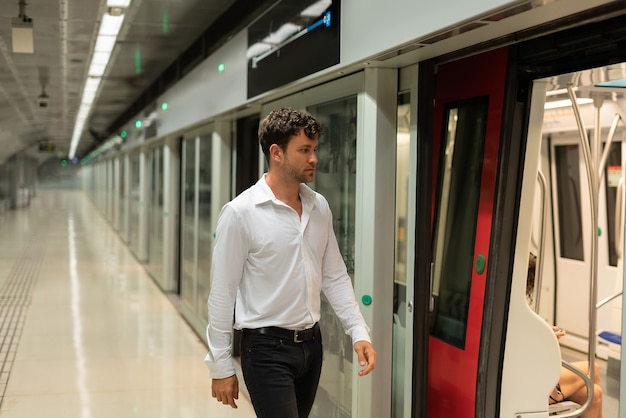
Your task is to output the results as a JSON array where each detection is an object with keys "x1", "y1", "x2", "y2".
[{"x1": 240, "y1": 327, "x2": 323, "y2": 418}]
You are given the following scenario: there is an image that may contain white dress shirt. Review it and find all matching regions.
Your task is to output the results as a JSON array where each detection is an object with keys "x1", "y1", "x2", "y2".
[{"x1": 205, "y1": 175, "x2": 371, "y2": 378}]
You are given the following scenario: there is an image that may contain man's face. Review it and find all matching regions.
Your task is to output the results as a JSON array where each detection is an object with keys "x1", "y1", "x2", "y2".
[{"x1": 282, "y1": 130, "x2": 318, "y2": 184}]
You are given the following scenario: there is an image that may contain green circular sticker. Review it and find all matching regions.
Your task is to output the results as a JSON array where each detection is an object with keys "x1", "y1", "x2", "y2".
[
  {"x1": 475, "y1": 254, "x2": 485, "y2": 274},
  {"x1": 361, "y1": 294, "x2": 372, "y2": 306}
]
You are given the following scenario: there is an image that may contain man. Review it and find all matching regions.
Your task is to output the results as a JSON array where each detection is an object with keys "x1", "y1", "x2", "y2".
[{"x1": 205, "y1": 107, "x2": 376, "y2": 417}]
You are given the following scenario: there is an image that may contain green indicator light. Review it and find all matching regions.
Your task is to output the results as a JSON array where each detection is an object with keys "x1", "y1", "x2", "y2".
[
  {"x1": 161, "y1": 102, "x2": 168, "y2": 111},
  {"x1": 162, "y1": 12, "x2": 169, "y2": 34},
  {"x1": 61, "y1": 159, "x2": 67, "y2": 167},
  {"x1": 218, "y1": 63, "x2": 225, "y2": 73},
  {"x1": 120, "y1": 130, "x2": 127, "y2": 138},
  {"x1": 134, "y1": 47, "x2": 142, "y2": 75},
  {"x1": 135, "y1": 120, "x2": 142, "y2": 129}
]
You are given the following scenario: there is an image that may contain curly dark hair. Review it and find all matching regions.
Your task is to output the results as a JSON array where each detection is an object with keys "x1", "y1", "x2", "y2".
[{"x1": 258, "y1": 108, "x2": 323, "y2": 163}]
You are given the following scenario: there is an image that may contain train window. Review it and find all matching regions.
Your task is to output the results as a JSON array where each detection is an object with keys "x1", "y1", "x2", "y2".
[
  {"x1": 603, "y1": 141, "x2": 621, "y2": 267},
  {"x1": 430, "y1": 96, "x2": 488, "y2": 349},
  {"x1": 554, "y1": 144, "x2": 584, "y2": 261}
]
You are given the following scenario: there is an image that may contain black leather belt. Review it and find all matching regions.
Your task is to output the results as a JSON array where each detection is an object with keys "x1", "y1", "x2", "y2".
[{"x1": 244, "y1": 323, "x2": 319, "y2": 343}]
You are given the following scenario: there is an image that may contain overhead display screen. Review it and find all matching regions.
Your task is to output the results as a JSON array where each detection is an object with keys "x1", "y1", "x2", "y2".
[{"x1": 247, "y1": 0, "x2": 340, "y2": 98}]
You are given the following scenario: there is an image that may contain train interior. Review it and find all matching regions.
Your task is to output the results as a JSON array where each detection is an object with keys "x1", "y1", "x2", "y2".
[{"x1": 527, "y1": 61, "x2": 626, "y2": 416}]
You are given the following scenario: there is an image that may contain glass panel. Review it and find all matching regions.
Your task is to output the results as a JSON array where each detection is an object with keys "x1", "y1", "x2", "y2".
[
  {"x1": 308, "y1": 96, "x2": 357, "y2": 418},
  {"x1": 554, "y1": 144, "x2": 584, "y2": 261},
  {"x1": 180, "y1": 139, "x2": 197, "y2": 310},
  {"x1": 129, "y1": 153, "x2": 141, "y2": 253},
  {"x1": 603, "y1": 142, "x2": 621, "y2": 267},
  {"x1": 108, "y1": 162, "x2": 111, "y2": 216},
  {"x1": 392, "y1": 92, "x2": 410, "y2": 418},
  {"x1": 431, "y1": 96, "x2": 488, "y2": 349},
  {"x1": 118, "y1": 157, "x2": 125, "y2": 232},
  {"x1": 197, "y1": 133, "x2": 213, "y2": 318},
  {"x1": 149, "y1": 147, "x2": 164, "y2": 280},
  {"x1": 105, "y1": 161, "x2": 111, "y2": 219}
]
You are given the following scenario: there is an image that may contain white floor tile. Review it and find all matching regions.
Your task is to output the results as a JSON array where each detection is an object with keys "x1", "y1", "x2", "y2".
[{"x1": 0, "y1": 190, "x2": 256, "y2": 417}]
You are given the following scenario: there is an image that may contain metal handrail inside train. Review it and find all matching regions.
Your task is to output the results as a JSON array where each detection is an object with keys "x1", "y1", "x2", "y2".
[
  {"x1": 536, "y1": 165, "x2": 595, "y2": 417},
  {"x1": 615, "y1": 177, "x2": 624, "y2": 259},
  {"x1": 547, "y1": 85, "x2": 623, "y2": 417},
  {"x1": 550, "y1": 84, "x2": 599, "y2": 418},
  {"x1": 599, "y1": 174, "x2": 624, "y2": 315},
  {"x1": 592, "y1": 112, "x2": 624, "y2": 314}
]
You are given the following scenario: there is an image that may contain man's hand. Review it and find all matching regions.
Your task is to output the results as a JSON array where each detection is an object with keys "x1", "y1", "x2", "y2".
[
  {"x1": 354, "y1": 340, "x2": 376, "y2": 377},
  {"x1": 211, "y1": 375, "x2": 239, "y2": 409}
]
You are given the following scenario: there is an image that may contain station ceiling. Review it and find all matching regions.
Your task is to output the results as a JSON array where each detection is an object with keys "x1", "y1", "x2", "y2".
[
  {"x1": 2, "y1": 0, "x2": 624, "y2": 169},
  {"x1": 0, "y1": 0, "x2": 270, "y2": 166}
]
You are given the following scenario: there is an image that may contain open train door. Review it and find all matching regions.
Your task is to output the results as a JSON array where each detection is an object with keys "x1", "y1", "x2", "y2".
[{"x1": 426, "y1": 47, "x2": 509, "y2": 417}]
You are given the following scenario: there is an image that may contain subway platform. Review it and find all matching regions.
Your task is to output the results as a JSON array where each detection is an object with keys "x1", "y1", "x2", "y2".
[{"x1": 0, "y1": 190, "x2": 255, "y2": 417}]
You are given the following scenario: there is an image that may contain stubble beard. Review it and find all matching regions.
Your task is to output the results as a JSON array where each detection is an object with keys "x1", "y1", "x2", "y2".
[{"x1": 284, "y1": 160, "x2": 315, "y2": 184}]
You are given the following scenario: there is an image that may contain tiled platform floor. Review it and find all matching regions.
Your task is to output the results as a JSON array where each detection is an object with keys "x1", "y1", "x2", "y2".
[
  {"x1": 0, "y1": 189, "x2": 619, "y2": 417},
  {"x1": 0, "y1": 190, "x2": 255, "y2": 417}
]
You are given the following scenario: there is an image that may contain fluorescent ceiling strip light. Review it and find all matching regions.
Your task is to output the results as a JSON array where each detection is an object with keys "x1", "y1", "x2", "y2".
[
  {"x1": 91, "y1": 52, "x2": 111, "y2": 65},
  {"x1": 107, "y1": 0, "x2": 131, "y2": 7},
  {"x1": 82, "y1": 91, "x2": 97, "y2": 103},
  {"x1": 301, "y1": 0, "x2": 332, "y2": 17},
  {"x1": 88, "y1": 62, "x2": 107, "y2": 77},
  {"x1": 545, "y1": 88, "x2": 579, "y2": 97},
  {"x1": 82, "y1": 92, "x2": 98, "y2": 103},
  {"x1": 84, "y1": 77, "x2": 100, "y2": 93},
  {"x1": 82, "y1": 82, "x2": 100, "y2": 100},
  {"x1": 264, "y1": 23, "x2": 301, "y2": 44},
  {"x1": 247, "y1": 2, "x2": 332, "y2": 63},
  {"x1": 544, "y1": 98, "x2": 593, "y2": 110},
  {"x1": 77, "y1": 106, "x2": 90, "y2": 120},
  {"x1": 100, "y1": 14, "x2": 124, "y2": 35},
  {"x1": 69, "y1": 5, "x2": 130, "y2": 159},
  {"x1": 246, "y1": 43, "x2": 272, "y2": 59},
  {"x1": 94, "y1": 35, "x2": 116, "y2": 53}
]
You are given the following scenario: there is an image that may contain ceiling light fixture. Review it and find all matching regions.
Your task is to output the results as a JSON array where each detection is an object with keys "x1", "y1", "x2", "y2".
[
  {"x1": 68, "y1": 0, "x2": 131, "y2": 159},
  {"x1": 544, "y1": 98, "x2": 593, "y2": 110},
  {"x1": 12, "y1": 0, "x2": 34, "y2": 54}
]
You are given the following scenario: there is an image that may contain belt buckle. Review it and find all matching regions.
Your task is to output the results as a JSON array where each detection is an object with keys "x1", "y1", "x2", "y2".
[{"x1": 293, "y1": 329, "x2": 304, "y2": 343}]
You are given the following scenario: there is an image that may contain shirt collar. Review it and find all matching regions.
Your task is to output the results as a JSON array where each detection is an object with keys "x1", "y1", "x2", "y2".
[{"x1": 254, "y1": 174, "x2": 316, "y2": 206}]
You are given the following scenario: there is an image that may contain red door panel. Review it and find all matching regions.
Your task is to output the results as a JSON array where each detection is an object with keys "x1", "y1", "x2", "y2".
[{"x1": 427, "y1": 47, "x2": 508, "y2": 417}]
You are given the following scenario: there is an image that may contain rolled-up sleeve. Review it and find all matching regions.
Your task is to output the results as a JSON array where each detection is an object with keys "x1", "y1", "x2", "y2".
[{"x1": 204, "y1": 205, "x2": 248, "y2": 378}]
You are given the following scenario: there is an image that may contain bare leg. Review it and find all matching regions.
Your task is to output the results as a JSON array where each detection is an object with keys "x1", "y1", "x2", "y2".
[{"x1": 558, "y1": 361, "x2": 603, "y2": 418}]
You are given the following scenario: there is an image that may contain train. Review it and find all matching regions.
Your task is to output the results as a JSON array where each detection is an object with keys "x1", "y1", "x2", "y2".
[{"x1": 78, "y1": 1, "x2": 626, "y2": 417}]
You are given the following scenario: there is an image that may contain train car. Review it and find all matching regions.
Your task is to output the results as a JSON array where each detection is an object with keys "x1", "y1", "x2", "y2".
[{"x1": 79, "y1": 1, "x2": 626, "y2": 417}]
